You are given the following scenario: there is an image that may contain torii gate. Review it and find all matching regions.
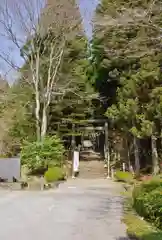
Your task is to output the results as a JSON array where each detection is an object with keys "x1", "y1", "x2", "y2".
[{"x1": 71, "y1": 119, "x2": 111, "y2": 178}]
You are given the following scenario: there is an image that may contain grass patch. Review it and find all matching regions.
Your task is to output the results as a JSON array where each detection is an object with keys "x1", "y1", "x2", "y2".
[
  {"x1": 123, "y1": 194, "x2": 162, "y2": 240},
  {"x1": 44, "y1": 167, "x2": 65, "y2": 183},
  {"x1": 124, "y1": 213, "x2": 162, "y2": 240},
  {"x1": 115, "y1": 171, "x2": 134, "y2": 184}
]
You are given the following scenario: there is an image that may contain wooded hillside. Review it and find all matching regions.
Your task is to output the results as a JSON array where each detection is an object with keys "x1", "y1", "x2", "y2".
[
  {"x1": 0, "y1": 0, "x2": 162, "y2": 177},
  {"x1": 0, "y1": 0, "x2": 95, "y2": 155},
  {"x1": 90, "y1": 0, "x2": 162, "y2": 175}
]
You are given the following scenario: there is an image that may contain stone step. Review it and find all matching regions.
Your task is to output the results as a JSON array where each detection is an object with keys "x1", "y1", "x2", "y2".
[
  {"x1": 79, "y1": 160, "x2": 106, "y2": 179},
  {"x1": 80, "y1": 150, "x2": 103, "y2": 161}
]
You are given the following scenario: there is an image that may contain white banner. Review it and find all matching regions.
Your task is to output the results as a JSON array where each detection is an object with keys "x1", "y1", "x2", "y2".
[{"x1": 73, "y1": 151, "x2": 79, "y2": 172}]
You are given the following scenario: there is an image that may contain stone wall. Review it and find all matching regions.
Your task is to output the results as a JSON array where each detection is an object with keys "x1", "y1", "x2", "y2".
[{"x1": 0, "y1": 158, "x2": 20, "y2": 182}]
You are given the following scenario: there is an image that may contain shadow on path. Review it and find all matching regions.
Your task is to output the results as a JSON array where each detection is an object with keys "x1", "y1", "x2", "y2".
[
  {"x1": 116, "y1": 237, "x2": 131, "y2": 240},
  {"x1": 116, "y1": 235, "x2": 138, "y2": 240}
]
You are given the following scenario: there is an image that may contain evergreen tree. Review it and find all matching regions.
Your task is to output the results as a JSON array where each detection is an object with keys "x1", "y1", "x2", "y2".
[{"x1": 91, "y1": 0, "x2": 162, "y2": 174}]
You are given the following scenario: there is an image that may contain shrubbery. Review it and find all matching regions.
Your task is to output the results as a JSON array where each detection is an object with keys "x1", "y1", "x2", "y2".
[
  {"x1": 115, "y1": 170, "x2": 134, "y2": 183},
  {"x1": 133, "y1": 180, "x2": 162, "y2": 229},
  {"x1": 21, "y1": 136, "x2": 64, "y2": 174},
  {"x1": 44, "y1": 167, "x2": 65, "y2": 182}
]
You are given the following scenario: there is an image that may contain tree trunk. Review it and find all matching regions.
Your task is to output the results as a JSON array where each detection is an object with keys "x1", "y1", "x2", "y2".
[
  {"x1": 41, "y1": 106, "x2": 48, "y2": 139},
  {"x1": 114, "y1": 150, "x2": 117, "y2": 162},
  {"x1": 151, "y1": 135, "x2": 159, "y2": 175},
  {"x1": 133, "y1": 136, "x2": 140, "y2": 176},
  {"x1": 128, "y1": 146, "x2": 131, "y2": 170},
  {"x1": 105, "y1": 122, "x2": 110, "y2": 178},
  {"x1": 125, "y1": 139, "x2": 131, "y2": 170},
  {"x1": 71, "y1": 123, "x2": 75, "y2": 150},
  {"x1": 117, "y1": 151, "x2": 121, "y2": 163},
  {"x1": 35, "y1": 90, "x2": 41, "y2": 141}
]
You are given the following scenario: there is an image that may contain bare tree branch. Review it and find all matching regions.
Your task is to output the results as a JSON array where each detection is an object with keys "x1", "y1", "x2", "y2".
[{"x1": 0, "y1": 0, "x2": 83, "y2": 140}]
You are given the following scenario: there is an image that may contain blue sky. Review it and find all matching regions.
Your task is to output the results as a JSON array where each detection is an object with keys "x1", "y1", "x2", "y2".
[
  {"x1": 0, "y1": 0, "x2": 99, "y2": 82},
  {"x1": 79, "y1": 0, "x2": 99, "y2": 37}
]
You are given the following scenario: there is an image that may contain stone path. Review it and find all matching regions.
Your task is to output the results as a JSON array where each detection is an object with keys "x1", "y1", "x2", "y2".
[{"x1": 0, "y1": 179, "x2": 128, "y2": 240}]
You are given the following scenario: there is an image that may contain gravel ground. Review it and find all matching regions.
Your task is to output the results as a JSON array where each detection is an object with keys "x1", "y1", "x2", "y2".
[{"x1": 0, "y1": 179, "x2": 129, "y2": 240}]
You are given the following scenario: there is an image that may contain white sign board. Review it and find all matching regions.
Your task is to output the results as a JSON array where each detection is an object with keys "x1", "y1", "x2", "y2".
[{"x1": 73, "y1": 151, "x2": 79, "y2": 172}]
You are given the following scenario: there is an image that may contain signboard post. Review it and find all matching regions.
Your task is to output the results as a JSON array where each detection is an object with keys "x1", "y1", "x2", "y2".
[
  {"x1": 105, "y1": 122, "x2": 110, "y2": 178},
  {"x1": 72, "y1": 149, "x2": 79, "y2": 178}
]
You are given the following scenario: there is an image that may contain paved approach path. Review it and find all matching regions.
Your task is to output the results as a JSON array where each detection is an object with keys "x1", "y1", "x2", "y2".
[{"x1": 0, "y1": 179, "x2": 128, "y2": 240}]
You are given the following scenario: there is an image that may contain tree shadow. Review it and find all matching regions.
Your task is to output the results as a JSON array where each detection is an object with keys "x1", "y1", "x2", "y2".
[
  {"x1": 116, "y1": 237, "x2": 131, "y2": 240},
  {"x1": 116, "y1": 235, "x2": 137, "y2": 240}
]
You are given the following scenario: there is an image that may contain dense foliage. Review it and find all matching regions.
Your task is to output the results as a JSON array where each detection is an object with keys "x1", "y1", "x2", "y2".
[
  {"x1": 90, "y1": 0, "x2": 162, "y2": 175},
  {"x1": 21, "y1": 136, "x2": 64, "y2": 174},
  {"x1": 48, "y1": 35, "x2": 95, "y2": 138},
  {"x1": 0, "y1": 0, "x2": 96, "y2": 157},
  {"x1": 0, "y1": 33, "x2": 95, "y2": 156},
  {"x1": 133, "y1": 180, "x2": 162, "y2": 229}
]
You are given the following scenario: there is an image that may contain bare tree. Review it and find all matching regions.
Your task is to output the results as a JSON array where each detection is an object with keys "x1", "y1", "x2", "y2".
[{"x1": 0, "y1": 0, "x2": 83, "y2": 140}]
